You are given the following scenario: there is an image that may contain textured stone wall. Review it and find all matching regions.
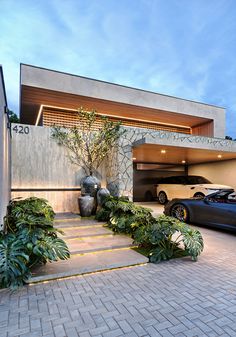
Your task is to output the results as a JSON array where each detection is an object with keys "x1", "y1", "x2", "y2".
[{"x1": 106, "y1": 127, "x2": 157, "y2": 199}]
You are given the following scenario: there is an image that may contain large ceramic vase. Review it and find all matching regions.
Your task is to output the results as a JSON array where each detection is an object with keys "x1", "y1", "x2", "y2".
[
  {"x1": 81, "y1": 175, "x2": 101, "y2": 197},
  {"x1": 78, "y1": 195, "x2": 95, "y2": 217},
  {"x1": 97, "y1": 188, "x2": 110, "y2": 208},
  {"x1": 79, "y1": 175, "x2": 101, "y2": 216}
]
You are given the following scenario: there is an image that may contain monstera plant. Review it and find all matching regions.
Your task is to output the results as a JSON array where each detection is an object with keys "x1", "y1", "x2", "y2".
[
  {"x1": 51, "y1": 107, "x2": 125, "y2": 216},
  {"x1": 0, "y1": 197, "x2": 70, "y2": 289}
]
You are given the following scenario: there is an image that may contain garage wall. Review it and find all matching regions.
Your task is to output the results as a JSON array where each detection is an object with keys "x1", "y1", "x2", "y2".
[
  {"x1": 0, "y1": 67, "x2": 11, "y2": 227},
  {"x1": 189, "y1": 159, "x2": 236, "y2": 191}
]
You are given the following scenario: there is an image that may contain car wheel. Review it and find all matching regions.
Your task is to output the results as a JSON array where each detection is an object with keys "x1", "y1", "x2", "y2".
[
  {"x1": 170, "y1": 204, "x2": 189, "y2": 222},
  {"x1": 145, "y1": 191, "x2": 153, "y2": 201},
  {"x1": 158, "y1": 191, "x2": 168, "y2": 204},
  {"x1": 194, "y1": 192, "x2": 205, "y2": 199}
]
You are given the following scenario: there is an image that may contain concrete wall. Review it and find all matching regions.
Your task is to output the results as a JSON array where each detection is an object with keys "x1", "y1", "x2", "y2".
[
  {"x1": 0, "y1": 67, "x2": 10, "y2": 227},
  {"x1": 189, "y1": 160, "x2": 236, "y2": 191},
  {"x1": 11, "y1": 124, "x2": 106, "y2": 212}
]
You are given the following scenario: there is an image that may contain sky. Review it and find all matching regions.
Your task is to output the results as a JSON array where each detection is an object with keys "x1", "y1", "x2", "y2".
[{"x1": 1, "y1": 0, "x2": 236, "y2": 137}]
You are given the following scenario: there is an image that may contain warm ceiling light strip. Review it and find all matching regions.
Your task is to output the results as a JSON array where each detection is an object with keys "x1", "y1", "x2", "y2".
[
  {"x1": 37, "y1": 104, "x2": 191, "y2": 130},
  {"x1": 35, "y1": 105, "x2": 43, "y2": 126},
  {"x1": 43, "y1": 115, "x2": 189, "y2": 130}
]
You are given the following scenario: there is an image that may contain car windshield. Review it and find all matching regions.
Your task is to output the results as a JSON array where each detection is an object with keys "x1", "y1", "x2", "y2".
[
  {"x1": 207, "y1": 190, "x2": 236, "y2": 202},
  {"x1": 187, "y1": 176, "x2": 212, "y2": 184}
]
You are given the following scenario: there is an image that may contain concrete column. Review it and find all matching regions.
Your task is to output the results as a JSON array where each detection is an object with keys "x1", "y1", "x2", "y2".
[{"x1": 0, "y1": 92, "x2": 10, "y2": 227}]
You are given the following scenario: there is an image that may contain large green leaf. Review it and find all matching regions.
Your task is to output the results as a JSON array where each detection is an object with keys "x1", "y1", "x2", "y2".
[
  {"x1": 0, "y1": 235, "x2": 30, "y2": 289},
  {"x1": 33, "y1": 236, "x2": 70, "y2": 262},
  {"x1": 149, "y1": 241, "x2": 185, "y2": 263},
  {"x1": 182, "y1": 228, "x2": 204, "y2": 261},
  {"x1": 4, "y1": 197, "x2": 55, "y2": 233}
]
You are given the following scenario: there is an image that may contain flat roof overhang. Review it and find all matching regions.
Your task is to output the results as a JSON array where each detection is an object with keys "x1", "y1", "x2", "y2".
[
  {"x1": 20, "y1": 64, "x2": 224, "y2": 131},
  {"x1": 132, "y1": 135, "x2": 236, "y2": 165},
  {"x1": 133, "y1": 144, "x2": 236, "y2": 165},
  {"x1": 20, "y1": 85, "x2": 213, "y2": 129}
]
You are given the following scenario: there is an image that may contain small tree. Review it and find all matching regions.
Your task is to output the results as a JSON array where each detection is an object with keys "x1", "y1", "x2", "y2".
[
  {"x1": 51, "y1": 107, "x2": 125, "y2": 176},
  {"x1": 8, "y1": 110, "x2": 19, "y2": 123}
]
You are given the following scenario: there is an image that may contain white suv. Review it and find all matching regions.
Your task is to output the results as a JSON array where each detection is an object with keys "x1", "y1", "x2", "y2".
[{"x1": 156, "y1": 175, "x2": 233, "y2": 204}]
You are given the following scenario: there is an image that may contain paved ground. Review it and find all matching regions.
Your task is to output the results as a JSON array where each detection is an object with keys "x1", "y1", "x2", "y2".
[
  {"x1": 1, "y1": 225, "x2": 236, "y2": 337},
  {"x1": 134, "y1": 202, "x2": 164, "y2": 217}
]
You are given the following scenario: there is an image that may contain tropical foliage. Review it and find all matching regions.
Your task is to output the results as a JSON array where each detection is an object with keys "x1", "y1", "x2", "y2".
[
  {"x1": 96, "y1": 195, "x2": 154, "y2": 234},
  {"x1": 51, "y1": 107, "x2": 125, "y2": 175},
  {"x1": 96, "y1": 196, "x2": 204, "y2": 263},
  {"x1": 0, "y1": 197, "x2": 70, "y2": 289},
  {"x1": 134, "y1": 215, "x2": 204, "y2": 262},
  {"x1": 8, "y1": 110, "x2": 19, "y2": 123}
]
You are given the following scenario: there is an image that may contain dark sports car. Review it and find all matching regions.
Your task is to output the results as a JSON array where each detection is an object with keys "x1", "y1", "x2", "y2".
[{"x1": 164, "y1": 189, "x2": 236, "y2": 231}]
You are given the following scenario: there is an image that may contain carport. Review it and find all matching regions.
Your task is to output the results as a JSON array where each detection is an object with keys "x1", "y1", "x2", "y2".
[{"x1": 132, "y1": 134, "x2": 236, "y2": 202}]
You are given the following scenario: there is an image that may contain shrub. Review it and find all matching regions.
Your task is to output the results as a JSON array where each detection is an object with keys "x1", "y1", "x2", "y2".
[
  {"x1": 97, "y1": 197, "x2": 204, "y2": 263},
  {"x1": 96, "y1": 195, "x2": 155, "y2": 234},
  {"x1": 0, "y1": 197, "x2": 70, "y2": 289},
  {"x1": 4, "y1": 197, "x2": 55, "y2": 234},
  {"x1": 134, "y1": 215, "x2": 203, "y2": 262}
]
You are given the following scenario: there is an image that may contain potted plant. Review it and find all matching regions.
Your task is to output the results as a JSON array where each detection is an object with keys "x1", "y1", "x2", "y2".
[{"x1": 51, "y1": 107, "x2": 124, "y2": 216}]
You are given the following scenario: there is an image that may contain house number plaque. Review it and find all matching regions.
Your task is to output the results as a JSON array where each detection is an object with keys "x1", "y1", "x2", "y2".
[{"x1": 12, "y1": 125, "x2": 29, "y2": 134}]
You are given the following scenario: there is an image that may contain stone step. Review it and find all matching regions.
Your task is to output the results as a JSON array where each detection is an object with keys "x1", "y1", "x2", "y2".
[
  {"x1": 58, "y1": 225, "x2": 113, "y2": 239},
  {"x1": 28, "y1": 248, "x2": 149, "y2": 283},
  {"x1": 55, "y1": 213, "x2": 80, "y2": 220},
  {"x1": 54, "y1": 219, "x2": 106, "y2": 228},
  {"x1": 65, "y1": 234, "x2": 135, "y2": 255}
]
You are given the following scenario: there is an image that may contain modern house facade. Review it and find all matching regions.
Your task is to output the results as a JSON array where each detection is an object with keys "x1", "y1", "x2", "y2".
[{"x1": 9, "y1": 64, "x2": 236, "y2": 212}]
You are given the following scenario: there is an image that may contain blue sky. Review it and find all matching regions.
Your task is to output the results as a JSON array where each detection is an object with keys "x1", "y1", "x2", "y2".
[{"x1": 1, "y1": 0, "x2": 236, "y2": 137}]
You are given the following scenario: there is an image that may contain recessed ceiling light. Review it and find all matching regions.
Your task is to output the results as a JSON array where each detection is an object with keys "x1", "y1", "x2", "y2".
[
  {"x1": 161, "y1": 150, "x2": 166, "y2": 154},
  {"x1": 182, "y1": 160, "x2": 186, "y2": 164},
  {"x1": 217, "y1": 154, "x2": 222, "y2": 158}
]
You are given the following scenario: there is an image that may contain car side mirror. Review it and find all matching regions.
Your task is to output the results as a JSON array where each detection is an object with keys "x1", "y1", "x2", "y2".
[{"x1": 203, "y1": 197, "x2": 210, "y2": 204}]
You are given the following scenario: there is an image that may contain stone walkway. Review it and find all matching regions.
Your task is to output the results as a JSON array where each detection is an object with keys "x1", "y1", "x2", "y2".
[
  {"x1": 0, "y1": 226, "x2": 236, "y2": 336},
  {"x1": 29, "y1": 215, "x2": 148, "y2": 283}
]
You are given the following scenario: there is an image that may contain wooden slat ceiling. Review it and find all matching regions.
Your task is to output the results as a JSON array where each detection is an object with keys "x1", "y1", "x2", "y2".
[
  {"x1": 133, "y1": 144, "x2": 236, "y2": 165},
  {"x1": 20, "y1": 85, "x2": 212, "y2": 127},
  {"x1": 42, "y1": 107, "x2": 191, "y2": 134}
]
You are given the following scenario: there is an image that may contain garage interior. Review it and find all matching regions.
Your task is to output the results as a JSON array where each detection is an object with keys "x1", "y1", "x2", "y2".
[{"x1": 133, "y1": 144, "x2": 236, "y2": 201}]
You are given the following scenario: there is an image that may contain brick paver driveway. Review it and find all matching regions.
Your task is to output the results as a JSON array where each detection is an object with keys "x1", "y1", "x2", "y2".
[{"x1": 1, "y1": 226, "x2": 236, "y2": 337}]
